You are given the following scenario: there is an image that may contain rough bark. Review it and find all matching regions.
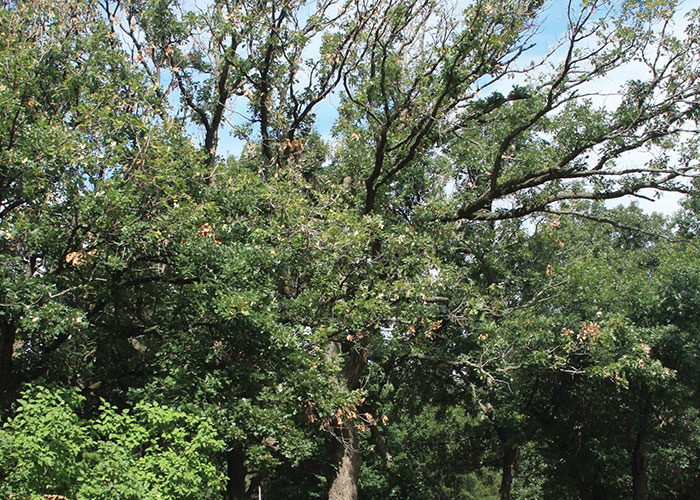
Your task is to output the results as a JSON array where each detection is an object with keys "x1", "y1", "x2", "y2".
[
  {"x1": 327, "y1": 342, "x2": 367, "y2": 500},
  {"x1": 328, "y1": 423, "x2": 361, "y2": 500}
]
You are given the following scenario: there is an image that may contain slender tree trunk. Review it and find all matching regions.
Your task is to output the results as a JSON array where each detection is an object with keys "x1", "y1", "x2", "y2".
[
  {"x1": 499, "y1": 445, "x2": 518, "y2": 500},
  {"x1": 632, "y1": 433, "x2": 648, "y2": 500},
  {"x1": 632, "y1": 385, "x2": 651, "y2": 500},
  {"x1": 0, "y1": 319, "x2": 15, "y2": 410}
]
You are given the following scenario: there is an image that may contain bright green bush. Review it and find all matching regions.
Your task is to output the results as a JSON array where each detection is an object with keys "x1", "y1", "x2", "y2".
[{"x1": 0, "y1": 386, "x2": 225, "y2": 500}]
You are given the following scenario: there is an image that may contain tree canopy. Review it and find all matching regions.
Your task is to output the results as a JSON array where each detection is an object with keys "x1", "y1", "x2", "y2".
[{"x1": 1, "y1": 0, "x2": 699, "y2": 499}]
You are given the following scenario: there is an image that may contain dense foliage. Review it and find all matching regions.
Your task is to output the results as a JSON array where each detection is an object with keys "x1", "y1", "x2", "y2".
[{"x1": 1, "y1": 0, "x2": 699, "y2": 498}]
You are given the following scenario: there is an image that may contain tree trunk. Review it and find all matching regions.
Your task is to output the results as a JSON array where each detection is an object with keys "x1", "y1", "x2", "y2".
[
  {"x1": 499, "y1": 445, "x2": 518, "y2": 500},
  {"x1": 224, "y1": 447, "x2": 248, "y2": 500},
  {"x1": 632, "y1": 386, "x2": 650, "y2": 500},
  {"x1": 327, "y1": 342, "x2": 367, "y2": 500},
  {"x1": 632, "y1": 435, "x2": 648, "y2": 500},
  {"x1": 0, "y1": 319, "x2": 16, "y2": 410},
  {"x1": 328, "y1": 423, "x2": 361, "y2": 500}
]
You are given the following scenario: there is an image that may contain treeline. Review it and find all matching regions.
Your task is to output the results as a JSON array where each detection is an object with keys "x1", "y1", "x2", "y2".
[{"x1": 1, "y1": 0, "x2": 700, "y2": 499}]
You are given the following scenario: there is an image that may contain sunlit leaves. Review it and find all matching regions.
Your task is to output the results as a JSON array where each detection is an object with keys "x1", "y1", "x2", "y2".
[{"x1": 0, "y1": 386, "x2": 226, "y2": 499}]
